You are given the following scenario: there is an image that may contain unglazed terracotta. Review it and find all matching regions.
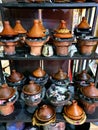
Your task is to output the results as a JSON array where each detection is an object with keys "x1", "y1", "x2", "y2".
[
  {"x1": 35, "y1": 104, "x2": 56, "y2": 122},
  {"x1": 64, "y1": 100, "x2": 84, "y2": 120},
  {"x1": 74, "y1": 0, "x2": 86, "y2": 2},
  {"x1": 7, "y1": 69, "x2": 24, "y2": 83},
  {"x1": 32, "y1": 67, "x2": 46, "y2": 78}
]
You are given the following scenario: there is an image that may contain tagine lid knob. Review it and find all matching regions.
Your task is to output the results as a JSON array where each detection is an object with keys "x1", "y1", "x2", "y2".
[
  {"x1": 32, "y1": 67, "x2": 46, "y2": 78},
  {"x1": 0, "y1": 83, "x2": 16, "y2": 100},
  {"x1": 22, "y1": 81, "x2": 41, "y2": 95}
]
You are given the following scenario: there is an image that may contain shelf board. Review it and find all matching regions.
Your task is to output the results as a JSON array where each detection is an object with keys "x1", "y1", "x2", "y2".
[{"x1": 0, "y1": 2, "x2": 97, "y2": 9}]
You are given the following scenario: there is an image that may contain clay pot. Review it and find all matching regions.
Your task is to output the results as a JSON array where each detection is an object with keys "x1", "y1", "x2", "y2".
[
  {"x1": 64, "y1": 100, "x2": 84, "y2": 120},
  {"x1": 74, "y1": 0, "x2": 86, "y2": 2},
  {"x1": 0, "y1": 83, "x2": 17, "y2": 116},
  {"x1": 32, "y1": 67, "x2": 46, "y2": 78},
  {"x1": 80, "y1": 82, "x2": 98, "y2": 98},
  {"x1": 22, "y1": 81, "x2": 42, "y2": 106},
  {"x1": 76, "y1": 37, "x2": 98, "y2": 55},
  {"x1": 7, "y1": 69, "x2": 24, "y2": 83},
  {"x1": 35, "y1": 104, "x2": 56, "y2": 122}
]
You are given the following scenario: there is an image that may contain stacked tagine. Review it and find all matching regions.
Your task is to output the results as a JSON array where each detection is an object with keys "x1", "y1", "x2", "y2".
[
  {"x1": 29, "y1": 67, "x2": 49, "y2": 86},
  {"x1": 26, "y1": 19, "x2": 49, "y2": 56},
  {"x1": 63, "y1": 100, "x2": 86, "y2": 125},
  {"x1": 78, "y1": 82, "x2": 98, "y2": 114},
  {"x1": 0, "y1": 21, "x2": 19, "y2": 55},
  {"x1": 32, "y1": 104, "x2": 56, "y2": 126},
  {"x1": 74, "y1": 17, "x2": 98, "y2": 55},
  {"x1": 0, "y1": 83, "x2": 18, "y2": 116},
  {"x1": 53, "y1": 20, "x2": 74, "y2": 56},
  {"x1": 13, "y1": 20, "x2": 27, "y2": 47}
]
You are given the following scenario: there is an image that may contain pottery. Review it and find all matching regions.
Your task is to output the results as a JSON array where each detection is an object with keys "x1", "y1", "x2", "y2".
[
  {"x1": 22, "y1": 81, "x2": 43, "y2": 106},
  {"x1": 64, "y1": 100, "x2": 84, "y2": 120},
  {"x1": 74, "y1": 0, "x2": 86, "y2": 2},
  {"x1": 0, "y1": 83, "x2": 18, "y2": 116},
  {"x1": 35, "y1": 104, "x2": 56, "y2": 122},
  {"x1": 76, "y1": 37, "x2": 98, "y2": 55}
]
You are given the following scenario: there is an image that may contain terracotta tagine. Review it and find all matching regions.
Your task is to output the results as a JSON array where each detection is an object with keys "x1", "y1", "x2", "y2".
[
  {"x1": 0, "y1": 83, "x2": 18, "y2": 116},
  {"x1": 74, "y1": 0, "x2": 86, "y2": 2},
  {"x1": 76, "y1": 36, "x2": 98, "y2": 55},
  {"x1": 6, "y1": 69, "x2": 26, "y2": 91},
  {"x1": 13, "y1": 20, "x2": 27, "y2": 46},
  {"x1": 51, "y1": 68, "x2": 69, "y2": 86},
  {"x1": 26, "y1": 19, "x2": 49, "y2": 56},
  {"x1": 74, "y1": 17, "x2": 92, "y2": 37},
  {"x1": 53, "y1": 20, "x2": 73, "y2": 56},
  {"x1": 22, "y1": 81, "x2": 43, "y2": 107},
  {"x1": 29, "y1": 67, "x2": 49, "y2": 86},
  {"x1": 63, "y1": 100, "x2": 86, "y2": 125},
  {"x1": 35, "y1": 104, "x2": 56, "y2": 122},
  {"x1": 0, "y1": 21, "x2": 19, "y2": 55}
]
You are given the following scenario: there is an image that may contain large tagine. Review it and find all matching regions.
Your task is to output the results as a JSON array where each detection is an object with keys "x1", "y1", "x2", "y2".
[
  {"x1": 6, "y1": 69, "x2": 26, "y2": 91},
  {"x1": 0, "y1": 83, "x2": 18, "y2": 116},
  {"x1": 33, "y1": 104, "x2": 56, "y2": 126},
  {"x1": 53, "y1": 20, "x2": 73, "y2": 56},
  {"x1": 74, "y1": 17, "x2": 92, "y2": 37},
  {"x1": 13, "y1": 20, "x2": 27, "y2": 46},
  {"x1": 26, "y1": 19, "x2": 49, "y2": 56},
  {"x1": 22, "y1": 81, "x2": 44, "y2": 107},
  {"x1": 63, "y1": 100, "x2": 86, "y2": 125},
  {"x1": 0, "y1": 21, "x2": 19, "y2": 55},
  {"x1": 29, "y1": 67, "x2": 49, "y2": 86}
]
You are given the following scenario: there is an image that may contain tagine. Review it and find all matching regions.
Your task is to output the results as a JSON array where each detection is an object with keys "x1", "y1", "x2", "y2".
[
  {"x1": 53, "y1": 20, "x2": 73, "y2": 56},
  {"x1": 0, "y1": 21, "x2": 19, "y2": 55},
  {"x1": 26, "y1": 19, "x2": 49, "y2": 56},
  {"x1": 63, "y1": 100, "x2": 86, "y2": 125},
  {"x1": 0, "y1": 83, "x2": 18, "y2": 116},
  {"x1": 32, "y1": 104, "x2": 56, "y2": 126},
  {"x1": 29, "y1": 67, "x2": 49, "y2": 86}
]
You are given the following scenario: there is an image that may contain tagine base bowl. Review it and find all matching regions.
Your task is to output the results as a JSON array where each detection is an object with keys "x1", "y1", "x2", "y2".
[{"x1": 25, "y1": 105, "x2": 38, "y2": 114}]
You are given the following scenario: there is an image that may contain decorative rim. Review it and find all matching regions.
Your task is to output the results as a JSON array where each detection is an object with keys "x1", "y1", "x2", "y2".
[
  {"x1": 54, "y1": 37, "x2": 74, "y2": 42},
  {"x1": 26, "y1": 36, "x2": 48, "y2": 42},
  {"x1": 0, "y1": 36, "x2": 19, "y2": 43}
]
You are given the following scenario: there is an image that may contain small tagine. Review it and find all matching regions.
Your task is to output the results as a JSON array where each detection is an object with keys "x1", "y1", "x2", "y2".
[
  {"x1": 74, "y1": 17, "x2": 92, "y2": 37},
  {"x1": 53, "y1": 20, "x2": 73, "y2": 56},
  {"x1": 76, "y1": 36, "x2": 98, "y2": 55},
  {"x1": 0, "y1": 21, "x2": 19, "y2": 55},
  {"x1": 26, "y1": 19, "x2": 49, "y2": 56},
  {"x1": 78, "y1": 83, "x2": 98, "y2": 114},
  {"x1": 6, "y1": 69, "x2": 26, "y2": 91},
  {"x1": 63, "y1": 100, "x2": 86, "y2": 125},
  {"x1": 0, "y1": 83, "x2": 18, "y2": 116},
  {"x1": 74, "y1": 0, "x2": 86, "y2": 2},
  {"x1": 32, "y1": 104, "x2": 56, "y2": 126},
  {"x1": 29, "y1": 67, "x2": 49, "y2": 86},
  {"x1": 13, "y1": 20, "x2": 27, "y2": 46}
]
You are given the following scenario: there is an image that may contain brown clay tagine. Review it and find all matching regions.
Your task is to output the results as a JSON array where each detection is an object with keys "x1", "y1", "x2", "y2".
[{"x1": 0, "y1": 83, "x2": 18, "y2": 116}]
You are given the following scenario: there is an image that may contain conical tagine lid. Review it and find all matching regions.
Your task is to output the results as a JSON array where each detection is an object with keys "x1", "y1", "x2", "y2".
[
  {"x1": 52, "y1": 69, "x2": 68, "y2": 80},
  {"x1": 7, "y1": 69, "x2": 24, "y2": 82},
  {"x1": 0, "y1": 84, "x2": 16, "y2": 100},
  {"x1": 32, "y1": 67, "x2": 46, "y2": 78},
  {"x1": 54, "y1": 20, "x2": 72, "y2": 38},
  {"x1": 77, "y1": 17, "x2": 91, "y2": 29},
  {"x1": 80, "y1": 82, "x2": 98, "y2": 98},
  {"x1": 22, "y1": 81, "x2": 41, "y2": 95},
  {"x1": 0, "y1": 21, "x2": 18, "y2": 36},
  {"x1": 13, "y1": 20, "x2": 27, "y2": 34},
  {"x1": 27, "y1": 19, "x2": 46, "y2": 38},
  {"x1": 64, "y1": 100, "x2": 84, "y2": 120}
]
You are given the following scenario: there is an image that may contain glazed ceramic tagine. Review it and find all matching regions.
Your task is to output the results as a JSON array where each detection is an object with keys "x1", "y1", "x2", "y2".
[
  {"x1": 53, "y1": 20, "x2": 74, "y2": 56},
  {"x1": 6, "y1": 69, "x2": 26, "y2": 91},
  {"x1": 21, "y1": 81, "x2": 45, "y2": 113},
  {"x1": 74, "y1": 70, "x2": 94, "y2": 90},
  {"x1": 32, "y1": 104, "x2": 56, "y2": 126},
  {"x1": 29, "y1": 67, "x2": 49, "y2": 86},
  {"x1": 0, "y1": 83, "x2": 18, "y2": 116},
  {"x1": 50, "y1": 68, "x2": 69, "y2": 86},
  {"x1": 13, "y1": 20, "x2": 27, "y2": 47},
  {"x1": 78, "y1": 82, "x2": 98, "y2": 114},
  {"x1": 0, "y1": 21, "x2": 19, "y2": 55},
  {"x1": 74, "y1": 17, "x2": 92, "y2": 37},
  {"x1": 63, "y1": 100, "x2": 86, "y2": 125},
  {"x1": 76, "y1": 36, "x2": 98, "y2": 56},
  {"x1": 26, "y1": 19, "x2": 49, "y2": 56}
]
